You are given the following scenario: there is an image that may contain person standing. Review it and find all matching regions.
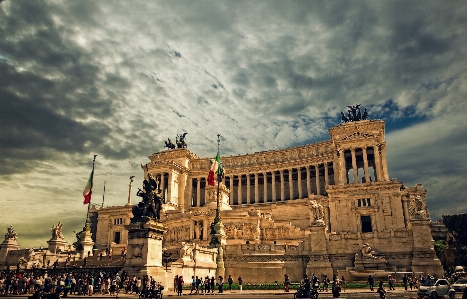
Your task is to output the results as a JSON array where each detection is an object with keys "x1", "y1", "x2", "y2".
[
  {"x1": 284, "y1": 274, "x2": 290, "y2": 292},
  {"x1": 177, "y1": 276, "x2": 184, "y2": 297},
  {"x1": 402, "y1": 274, "x2": 408, "y2": 291},
  {"x1": 210, "y1": 276, "x2": 215, "y2": 294},
  {"x1": 367, "y1": 274, "x2": 374, "y2": 291},
  {"x1": 173, "y1": 275, "x2": 178, "y2": 293},
  {"x1": 388, "y1": 275, "x2": 395, "y2": 290},
  {"x1": 217, "y1": 276, "x2": 223, "y2": 293},
  {"x1": 237, "y1": 276, "x2": 243, "y2": 292},
  {"x1": 332, "y1": 280, "x2": 341, "y2": 298},
  {"x1": 228, "y1": 275, "x2": 233, "y2": 292},
  {"x1": 341, "y1": 276, "x2": 346, "y2": 292}
]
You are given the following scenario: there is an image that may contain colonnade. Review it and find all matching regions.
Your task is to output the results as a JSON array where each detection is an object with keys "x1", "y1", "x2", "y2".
[
  {"x1": 338, "y1": 145, "x2": 387, "y2": 184},
  {"x1": 188, "y1": 162, "x2": 335, "y2": 207}
]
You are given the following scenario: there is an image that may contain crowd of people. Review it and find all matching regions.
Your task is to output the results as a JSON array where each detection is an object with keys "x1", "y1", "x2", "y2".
[
  {"x1": 0, "y1": 269, "x2": 163, "y2": 297},
  {"x1": 173, "y1": 274, "x2": 241, "y2": 296}
]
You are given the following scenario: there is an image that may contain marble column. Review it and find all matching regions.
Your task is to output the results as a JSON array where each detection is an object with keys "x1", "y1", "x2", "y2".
[
  {"x1": 254, "y1": 173, "x2": 259, "y2": 204},
  {"x1": 263, "y1": 172, "x2": 268, "y2": 203},
  {"x1": 315, "y1": 165, "x2": 321, "y2": 195},
  {"x1": 238, "y1": 175, "x2": 242, "y2": 204},
  {"x1": 297, "y1": 168, "x2": 303, "y2": 199},
  {"x1": 374, "y1": 145, "x2": 383, "y2": 182},
  {"x1": 229, "y1": 176, "x2": 234, "y2": 205},
  {"x1": 351, "y1": 148, "x2": 358, "y2": 184},
  {"x1": 324, "y1": 163, "x2": 329, "y2": 187},
  {"x1": 187, "y1": 177, "x2": 193, "y2": 207},
  {"x1": 362, "y1": 147, "x2": 370, "y2": 183},
  {"x1": 271, "y1": 171, "x2": 276, "y2": 202},
  {"x1": 306, "y1": 166, "x2": 311, "y2": 196},
  {"x1": 246, "y1": 173, "x2": 251, "y2": 204},
  {"x1": 196, "y1": 178, "x2": 201, "y2": 207},
  {"x1": 288, "y1": 168, "x2": 294, "y2": 200},
  {"x1": 280, "y1": 170, "x2": 285, "y2": 201}
]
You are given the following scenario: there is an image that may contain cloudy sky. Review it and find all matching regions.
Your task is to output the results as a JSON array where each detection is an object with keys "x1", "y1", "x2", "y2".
[{"x1": 1, "y1": 1, "x2": 466, "y2": 248}]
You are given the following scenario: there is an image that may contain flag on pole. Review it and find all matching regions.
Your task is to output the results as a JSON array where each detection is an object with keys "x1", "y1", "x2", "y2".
[
  {"x1": 83, "y1": 169, "x2": 94, "y2": 205},
  {"x1": 208, "y1": 152, "x2": 223, "y2": 186}
]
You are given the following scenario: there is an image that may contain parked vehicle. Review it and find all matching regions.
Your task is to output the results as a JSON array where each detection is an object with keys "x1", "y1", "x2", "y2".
[
  {"x1": 417, "y1": 278, "x2": 455, "y2": 299},
  {"x1": 453, "y1": 278, "x2": 467, "y2": 293},
  {"x1": 294, "y1": 285, "x2": 319, "y2": 299}
]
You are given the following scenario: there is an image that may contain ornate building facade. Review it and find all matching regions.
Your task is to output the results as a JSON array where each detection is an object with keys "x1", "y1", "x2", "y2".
[{"x1": 90, "y1": 119, "x2": 442, "y2": 282}]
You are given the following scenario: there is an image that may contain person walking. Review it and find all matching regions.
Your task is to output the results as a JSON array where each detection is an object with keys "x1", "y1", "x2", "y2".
[
  {"x1": 210, "y1": 276, "x2": 215, "y2": 294},
  {"x1": 237, "y1": 276, "x2": 243, "y2": 292},
  {"x1": 402, "y1": 274, "x2": 408, "y2": 291},
  {"x1": 228, "y1": 275, "x2": 233, "y2": 292},
  {"x1": 331, "y1": 280, "x2": 341, "y2": 298},
  {"x1": 217, "y1": 276, "x2": 223, "y2": 293},
  {"x1": 341, "y1": 276, "x2": 346, "y2": 292},
  {"x1": 388, "y1": 275, "x2": 395, "y2": 290},
  {"x1": 367, "y1": 274, "x2": 375, "y2": 291}
]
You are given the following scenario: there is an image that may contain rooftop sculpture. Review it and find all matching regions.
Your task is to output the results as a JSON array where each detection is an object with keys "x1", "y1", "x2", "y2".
[
  {"x1": 164, "y1": 132, "x2": 188, "y2": 150},
  {"x1": 341, "y1": 104, "x2": 369, "y2": 123}
]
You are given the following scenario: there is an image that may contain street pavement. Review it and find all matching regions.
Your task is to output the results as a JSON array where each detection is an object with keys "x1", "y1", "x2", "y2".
[{"x1": 5, "y1": 288, "x2": 465, "y2": 299}]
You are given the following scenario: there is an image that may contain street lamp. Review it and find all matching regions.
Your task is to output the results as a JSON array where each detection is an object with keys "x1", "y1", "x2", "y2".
[{"x1": 162, "y1": 248, "x2": 172, "y2": 271}]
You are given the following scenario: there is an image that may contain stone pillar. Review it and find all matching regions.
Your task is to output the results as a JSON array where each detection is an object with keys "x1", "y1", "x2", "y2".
[
  {"x1": 280, "y1": 170, "x2": 285, "y2": 201},
  {"x1": 229, "y1": 176, "x2": 234, "y2": 205},
  {"x1": 401, "y1": 196, "x2": 411, "y2": 228},
  {"x1": 0, "y1": 234, "x2": 20, "y2": 268},
  {"x1": 47, "y1": 237, "x2": 68, "y2": 254},
  {"x1": 205, "y1": 182, "x2": 232, "y2": 211},
  {"x1": 167, "y1": 171, "x2": 173, "y2": 204},
  {"x1": 246, "y1": 173, "x2": 251, "y2": 204},
  {"x1": 186, "y1": 177, "x2": 193, "y2": 208},
  {"x1": 337, "y1": 148, "x2": 346, "y2": 185},
  {"x1": 315, "y1": 165, "x2": 321, "y2": 195},
  {"x1": 196, "y1": 178, "x2": 201, "y2": 207},
  {"x1": 351, "y1": 148, "x2": 358, "y2": 184},
  {"x1": 123, "y1": 219, "x2": 167, "y2": 279},
  {"x1": 288, "y1": 168, "x2": 293, "y2": 200},
  {"x1": 263, "y1": 172, "x2": 268, "y2": 203},
  {"x1": 306, "y1": 166, "x2": 311, "y2": 196},
  {"x1": 374, "y1": 145, "x2": 383, "y2": 182},
  {"x1": 127, "y1": 179, "x2": 133, "y2": 206},
  {"x1": 380, "y1": 144, "x2": 389, "y2": 181},
  {"x1": 271, "y1": 171, "x2": 276, "y2": 202},
  {"x1": 160, "y1": 172, "x2": 165, "y2": 197},
  {"x1": 362, "y1": 147, "x2": 370, "y2": 183},
  {"x1": 254, "y1": 173, "x2": 259, "y2": 204},
  {"x1": 324, "y1": 163, "x2": 329, "y2": 187},
  {"x1": 238, "y1": 175, "x2": 243, "y2": 204},
  {"x1": 297, "y1": 168, "x2": 303, "y2": 199}
]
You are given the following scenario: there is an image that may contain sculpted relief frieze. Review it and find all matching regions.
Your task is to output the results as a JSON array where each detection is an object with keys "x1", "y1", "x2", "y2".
[{"x1": 164, "y1": 225, "x2": 191, "y2": 243}]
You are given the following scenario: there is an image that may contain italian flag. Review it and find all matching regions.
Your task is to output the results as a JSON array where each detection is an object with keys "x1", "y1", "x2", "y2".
[
  {"x1": 83, "y1": 170, "x2": 94, "y2": 205},
  {"x1": 207, "y1": 153, "x2": 220, "y2": 186}
]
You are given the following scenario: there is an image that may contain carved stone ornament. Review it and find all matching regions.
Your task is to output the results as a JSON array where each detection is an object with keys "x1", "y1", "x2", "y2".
[{"x1": 4, "y1": 225, "x2": 18, "y2": 242}]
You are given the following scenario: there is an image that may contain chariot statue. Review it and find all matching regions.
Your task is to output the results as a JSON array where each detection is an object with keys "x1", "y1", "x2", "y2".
[
  {"x1": 164, "y1": 138, "x2": 176, "y2": 150},
  {"x1": 340, "y1": 104, "x2": 370, "y2": 123},
  {"x1": 176, "y1": 132, "x2": 188, "y2": 148}
]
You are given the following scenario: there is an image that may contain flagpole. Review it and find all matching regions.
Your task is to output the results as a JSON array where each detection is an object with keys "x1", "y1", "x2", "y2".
[
  {"x1": 215, "y1": 134, "x2": 221, "y2": 224},
  {"x1": 101, "y1": 181, "x2": 106, "y2": 208},
  {"x1": 85, "y1": 155, "x2": 97, "y2": 228}
]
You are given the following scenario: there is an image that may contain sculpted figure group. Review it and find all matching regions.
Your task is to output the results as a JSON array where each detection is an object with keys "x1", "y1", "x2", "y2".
[
  {"x1": 164, "y1": 132, "x2": 188, "y2": 150},
  {"x1": 51, "y1": 222, "x2": 64, "y2": 239},
  {"x1": 133, "y1": 173, "x2": 163, "y2": 221},
  {"x1": 341, "y1": 104, "x2": 369, "y2": 123},
  {"x1": 4, "y1": 225, "x2": 18, "y2": 242}
]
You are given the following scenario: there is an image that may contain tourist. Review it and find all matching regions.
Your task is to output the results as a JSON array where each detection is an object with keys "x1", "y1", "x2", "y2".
[
  {"x1": 204, "y1": 276, "x2": 210, "y2": 294},
  {"x1": 367, "y1": 274, "x2": 374, "y2": 291},
  {"x1": 402, "y1": 274, "x2": 408, "y2": 291},
  {"x1": 377, "y1": 280, "x2": 386, "y2": 299},
  {"x1": 190, "y1": 276, "x2": 196, "y2": 294},
  {"x1": 284, "y1": 274, "x2": 290, "y2": 292},
  {"x1": 331, "y1": 280, "x2": 341, "y2": 298},
  {"x1": 341, "y1": 276, "x2": 346, "y2": 292},
  {"x1": 303, "y1": 275, "x2": 311, "y2": 295},
  {"x1": 228, "y1": 274, "x2": 233, "y2": 291},
  {"x1": 217, "y1": 276, "x2": 224, "y2": 293},
  {"x1": 176, "y1": 275, "x2": 183, "y2": 296},
  {"x1": 87, "y1": 275, "x2": 94, "y2": 296},
  {"x1": 210, "y1": 276, "x2": 215, "y2": 294},
  {"x1": 238, "y1": 276, "x2": 243, "y2": 292},
  {"x1": 388, "y1": 275, "x2": 395, "y2": 290},
  {"x1": 173, "y1": 275, "x2": 178, "y2": 293}
]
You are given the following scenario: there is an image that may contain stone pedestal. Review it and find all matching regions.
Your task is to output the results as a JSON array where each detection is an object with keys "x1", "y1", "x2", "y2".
[
  {"x1": 123, "y1": 218, "x2": 167, "y2": 279},
  {"x1": 306, "y1": 224, "x2": 332, "y2": 276},
  {"x1": 0, "y1": 239, "x2": 20, "y2": 269},
  {"x1": 78, "y1": 227, "x2": 95, "y2": 258},
  {"x1": 47, "y1": 238, "x2": 67, "y2": 254},
  {"x1": 354, "y1": 257, "x2": 388, "y2": 270},
  {"x1": 206, "y1": 183, "x2": 232, "y2": 211},
  {"x1": 411, "y1": 219, "x2": 443, "y2": 277}
]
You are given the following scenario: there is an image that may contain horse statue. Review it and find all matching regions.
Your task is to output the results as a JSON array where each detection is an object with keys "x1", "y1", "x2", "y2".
[
  {"x1": 176, "y1": 132, "x2": 188, "y2": 148},
  {"x1": 164, "y1": 138, "x2": 176, "y2": 150}
]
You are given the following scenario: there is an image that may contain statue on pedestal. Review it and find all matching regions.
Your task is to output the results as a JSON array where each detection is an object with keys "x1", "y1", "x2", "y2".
[
  {"x1": 361, "y1": 243, "x2": 379, "y2": 259},
  {"x1": 51, "y1": 222, "x2": 64, "y2": 239},
  {"x1": 133, "y1": 173, "x2": 163, "y2": 221},
  {"x1": 310, "y1": 200, "x2": 325, "y2": 225},
  {"x1": 4, "y1": 225, "x2": 18, "y2": 242}
]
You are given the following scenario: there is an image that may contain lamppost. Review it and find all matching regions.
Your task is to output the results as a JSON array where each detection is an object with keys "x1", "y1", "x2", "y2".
[{"x1": 162, "y1": 248, "x2": 172, "y2": 271}]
